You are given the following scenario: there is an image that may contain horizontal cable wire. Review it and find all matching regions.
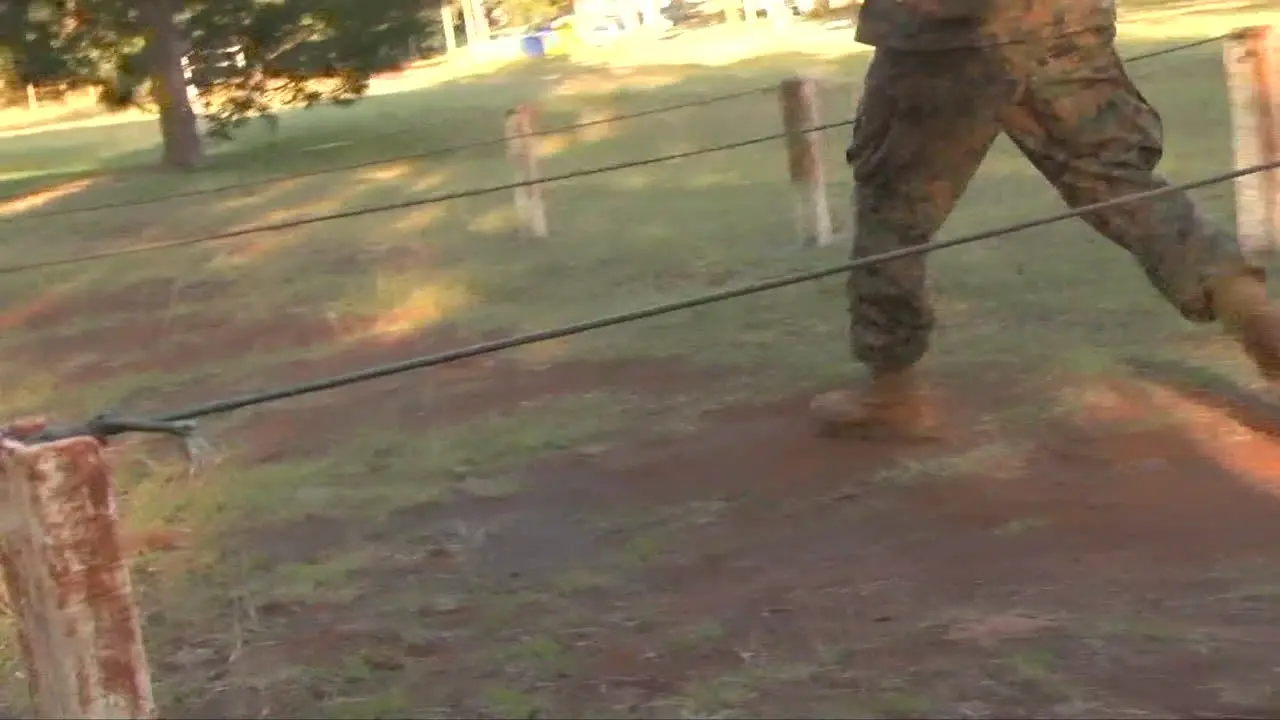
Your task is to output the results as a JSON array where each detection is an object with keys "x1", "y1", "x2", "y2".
[{"x1": 49, "y1": 155, "x2": 1276, "y2": 432}]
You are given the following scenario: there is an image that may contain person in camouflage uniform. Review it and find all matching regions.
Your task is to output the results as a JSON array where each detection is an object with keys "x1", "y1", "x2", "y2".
[{"x1": 811, "y1": 0, "x2": 1280, "y2": 436}]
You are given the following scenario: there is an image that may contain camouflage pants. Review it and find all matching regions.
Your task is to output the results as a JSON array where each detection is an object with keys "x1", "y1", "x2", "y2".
[{"x1": 846, "y1": 27, "x2": 1254, "y2": 372}]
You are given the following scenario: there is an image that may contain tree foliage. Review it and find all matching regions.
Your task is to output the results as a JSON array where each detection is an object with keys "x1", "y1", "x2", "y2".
[
  {"x1": 185, "y1": 0, "x2": 430, "y2": 138},
  {"x1": 1, "y1": 0, "x2": 432, "y2": 138},
  {"x1": 493, "y1": 0, "x2": 571, "y2": 27}
]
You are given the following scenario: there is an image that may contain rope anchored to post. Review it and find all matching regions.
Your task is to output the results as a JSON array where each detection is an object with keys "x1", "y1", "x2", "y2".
[{"x1": 0, "y1": 422, "x2": 157, "y2": 719}]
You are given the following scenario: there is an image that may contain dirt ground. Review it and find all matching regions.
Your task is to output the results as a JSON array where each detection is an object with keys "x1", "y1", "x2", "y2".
[{"x1": 143, "y1": 336, "x2": 1280, "y2": 718}]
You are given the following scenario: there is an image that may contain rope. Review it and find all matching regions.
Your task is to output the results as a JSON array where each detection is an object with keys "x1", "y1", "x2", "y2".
[
  {"x1": 0, "y1": 32, "x2": 1232, "y2": 222},
  {"x1": 0, "y1": 118, "x2": 855, "y2": 276},
  {"x1": 1, "y1": 85, "x2": 774, "y2": 222},
  {"x1": 1120, "y1": 31, "x2": 1237, "y2": 63},
  {"x1": 38, "y1": 155, "x2": 1280, "y2": 441}
]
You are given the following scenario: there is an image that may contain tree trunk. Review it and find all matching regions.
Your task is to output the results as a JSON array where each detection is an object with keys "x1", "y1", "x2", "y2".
[
  {"x1": 138, "y1": 0, "x2": 203, "y2": 170},
  {"x1": 461, "y1": 0, "x2": 490, "y2": 46}
]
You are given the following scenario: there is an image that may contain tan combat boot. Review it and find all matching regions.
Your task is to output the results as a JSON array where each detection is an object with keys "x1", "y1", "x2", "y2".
[
  {"x1": 1211, "y1": 273, "x2": 1280, "y2": 381},
  {"x1": 809, "y1": 368, "x2": 940, "y2": 439}
]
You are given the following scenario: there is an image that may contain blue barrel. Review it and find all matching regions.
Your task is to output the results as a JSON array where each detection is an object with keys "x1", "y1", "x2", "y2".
[{"x1": 520, "y1": 34, "x2": 546, "y2": 58}]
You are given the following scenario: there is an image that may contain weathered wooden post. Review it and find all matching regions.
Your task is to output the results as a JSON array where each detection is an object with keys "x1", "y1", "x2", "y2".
[
  {"x1": 0, "y1": 420, "x2": 155, "y2": 719},
  {"x1": 472, "y1": 0, "x2": 492, "y2": 43},
  {"x1": 780, "y1": 76, "x2": 834, "y2": 247},
  {"x1": 765, "y1": 0, "x2": 789, "y2": 24},
  {"x1": 504, "y1": 105, "x2": 549, "y2": 239},
  {"x1": 639, "y1": 0, "x2": 664, "y2": 30},
  {"x1": 1224, "y1": 25, "x2": 1280, "y2": 261},
  {"x1": 460, "y1": 0, "x2": 489, "y2": 47},
  {"x1": 724, "y1": 0, "x2": 744, "y2": 23},
  {"x1": 442, "y1": 4, "x2": 458, "y2": 53}
]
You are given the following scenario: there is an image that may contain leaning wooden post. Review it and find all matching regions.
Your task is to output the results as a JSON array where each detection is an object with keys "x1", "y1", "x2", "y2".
[
  {"x1": 505, "y1": 105, "x2": 549, "y2": 239},
  {"x1": 780, "y1": 77, "x2": 834, "y2": 247},
  {"x1": 1224, "y1": 25, "x2": 1280, "y2": 261},
  {"x1": 0, "y1": 421, "x2": 155, "y2": 719}
]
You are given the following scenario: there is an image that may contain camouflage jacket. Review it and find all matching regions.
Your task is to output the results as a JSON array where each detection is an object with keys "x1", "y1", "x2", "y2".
[{"x1": 855, "y1": 0, "x2": 1117, "y2": 50}]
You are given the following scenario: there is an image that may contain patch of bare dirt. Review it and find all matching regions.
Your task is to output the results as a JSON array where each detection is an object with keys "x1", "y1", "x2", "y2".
[
  {"x1": 6, "y1": 272, "x2": 725, "y2": 466},
  {"x1": 46, "y1": 310, "x2": 365, "y2": 384},
  {"x1": 227, "y1": 352, "x2": 718, "y2": 464},
  {"x1": 8, "y1": 292, "x2": 480, "y2": 408},
  {"x1": 1, "y1": 241, "x2": 435, "y2": 345},
  {"x1": 119, "y1": 356, "x2": 1280, "y2": 719},
  {"x1": 0, "y1": 277, "x2": 236, "y2": 333},
  {"x1": 229, "y1": 368, "x2": 1280, "y2": 717}
]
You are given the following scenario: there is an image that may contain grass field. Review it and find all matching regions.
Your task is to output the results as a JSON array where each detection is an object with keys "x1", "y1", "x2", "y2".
[{"x1": 4, "y1": 3, "x2": 1280, "y2": 717}]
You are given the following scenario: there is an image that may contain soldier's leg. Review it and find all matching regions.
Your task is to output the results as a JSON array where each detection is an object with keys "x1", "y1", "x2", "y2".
[
  {"x1": 1002, "y1": 29, "x2": 1280, "y2": 378},
  {"x1": 812, "y1": 47, "x2": 1008, "y2": 435}
]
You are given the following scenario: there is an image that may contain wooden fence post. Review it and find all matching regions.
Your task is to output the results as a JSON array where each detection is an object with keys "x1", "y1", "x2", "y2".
[
  {"x1": 639, "y1": 0, "x2": 663, "y2": 30},
  {"x1": 780, "y1": 76, "x2": 834, "y2": 247},
  {"x1": 505, "y1": 104, "x2": 549, "y2": 239},
  {"x1": 1224, "y1": 25, "x2": 1280, "y2": 261},
  {"x1": 724, "y1": 0, "x2": 744, "y2": 23},
  {"x1": 0, "y1": 422, "x2": 155, "y2": 719},
  {"x1": 766, "y1": 0, "x2": 789, "y2": 24},
  {"x1": 442, "y1": 4, "x2": 458, "y2": 53}
]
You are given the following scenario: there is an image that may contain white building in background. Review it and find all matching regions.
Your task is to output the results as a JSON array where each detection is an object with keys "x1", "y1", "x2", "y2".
[
  {"x1": 574, "y1": 0, "x2": 671, "y2": 34},
  {"x1": 180, "y1": 43, "x2": 247, "y2": 114}
]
